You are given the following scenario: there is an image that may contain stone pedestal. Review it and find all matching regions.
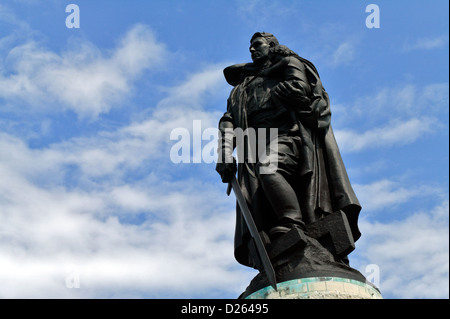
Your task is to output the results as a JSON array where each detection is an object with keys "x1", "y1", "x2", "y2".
[
  {"x1": 245, "y1": 277, "x2": 382, "y2": 299},
  {"x1": 239, "y1": 217, "x2": 383, "y2": 299}
]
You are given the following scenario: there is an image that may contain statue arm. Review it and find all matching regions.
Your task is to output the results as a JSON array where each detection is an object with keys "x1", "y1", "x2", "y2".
[
  {"x1": 271, "y1": 57, "x2": 312, "y2": 108},
  {"x1": 216, "y1": 108, "x2": 237, "y2": 183},
  {"x1": 224, "y1": 63, "x2": 259, "y2": 86}
]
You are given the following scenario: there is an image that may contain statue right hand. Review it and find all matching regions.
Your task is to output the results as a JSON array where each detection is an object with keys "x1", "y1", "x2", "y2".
[{"x1": 216, "y1": 158, "x2": 237, "y2": 183}]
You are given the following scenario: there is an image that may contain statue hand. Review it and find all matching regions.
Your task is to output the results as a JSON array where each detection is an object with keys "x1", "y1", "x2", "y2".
[
  {"x1": 272, "y1": 81, "x2": 293, "y2": 98},
  {"x1": 216, "y1": 157, "x2": 237, "y2": 183},
  {"x1": 272, "y1": 80, "x2": 311, "y2": 106}
]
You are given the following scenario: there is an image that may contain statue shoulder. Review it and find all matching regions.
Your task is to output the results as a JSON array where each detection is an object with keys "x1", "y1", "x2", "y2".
[{"x1": 224, "y1": 63, "x2": 259, "y2": 86}]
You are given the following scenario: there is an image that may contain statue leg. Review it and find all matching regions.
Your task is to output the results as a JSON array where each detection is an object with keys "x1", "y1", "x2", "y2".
[{"x1": 256, "y1": 136, "x2": 304, "y2": 238}]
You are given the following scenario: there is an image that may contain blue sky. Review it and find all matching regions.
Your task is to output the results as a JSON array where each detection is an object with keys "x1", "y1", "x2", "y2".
[{"x1": 0, "y1": 0, "x2": 448, "y2": 299}]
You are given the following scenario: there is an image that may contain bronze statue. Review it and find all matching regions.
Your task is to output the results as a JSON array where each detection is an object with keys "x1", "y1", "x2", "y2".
[{"x1": 216, "y1": 32, "x2": 369, "y2": 297}]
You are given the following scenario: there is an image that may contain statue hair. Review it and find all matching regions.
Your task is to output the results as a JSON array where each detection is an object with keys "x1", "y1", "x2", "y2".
[
  {"x1": 269, "y1": 44, "x2": 301, "y2": 61},
  {"x1": 250, "y1": 32, "x2": 279, "y2": 47}
]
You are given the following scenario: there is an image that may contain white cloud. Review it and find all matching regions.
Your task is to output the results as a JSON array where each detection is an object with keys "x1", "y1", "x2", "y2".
[
  {"x1": 0, "y1": 62, "x2": 253, "y2": 298},
  {"x1": 330, "y1": 41, "x2": 355, "y2": 66},
  {"x1": 0, "y1": 161, "x2": 250, "y2": 298},
  {"x1": 44, "y1": 66, "x2": 226, "y2": 181},
  {"x1": 353, "y1": 179, "x2": 442, "y2": 212},
  {"x1": 333, "y1": 83, "x2": 448, "y2": 124},
  {"x1": 158, "y1": 64, "x2": 226, "y2": 111},
  {"x1": 0, "y1": 165, "x2": 248, "y2": 298},
  {"x1": 354, "y1": 200, "x2": 449, "y2": 299},
  {"x1": 0, "y1": 65, "x2": 227, "y2": 189},
  {"x1": 403, "y1": 35, "x2": 449, "y2": 51},
  {"x1": 349, "y1": 179, "x2": 448, "y2": 298},
  {"x1": 334, "y1": 117, "x2": 436, "y2": 152},
  {"x1": 332, "y1": 82, "x2": 448, "y2": 152},
  {"x1": 0, "y1": 24, "x2": 167, "y2": 119}
]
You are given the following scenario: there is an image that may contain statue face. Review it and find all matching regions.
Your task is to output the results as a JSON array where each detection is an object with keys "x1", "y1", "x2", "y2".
[{"x1": 249, "y1": 37, "x2": 270, "y2": 65}]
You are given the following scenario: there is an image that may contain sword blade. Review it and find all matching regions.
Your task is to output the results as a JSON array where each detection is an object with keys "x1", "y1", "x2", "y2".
[{"x1": 230, "y1": 175, "x2": 277, "y2": 291}]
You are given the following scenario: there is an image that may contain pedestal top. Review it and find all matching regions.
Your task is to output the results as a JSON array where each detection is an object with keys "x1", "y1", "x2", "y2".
[{"x1": 245, "y1": 277, "x2": 382, "y2": 299}]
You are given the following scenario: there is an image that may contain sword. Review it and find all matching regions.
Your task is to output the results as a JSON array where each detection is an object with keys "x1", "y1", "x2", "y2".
[{"x1": 227, "y1": 175, "x2": 277, "y2": 291}]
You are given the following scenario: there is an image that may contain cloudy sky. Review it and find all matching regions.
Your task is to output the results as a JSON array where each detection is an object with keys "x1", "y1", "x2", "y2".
[{"x1": 0, "y1": 0, "x2": 448, "y2": 299}]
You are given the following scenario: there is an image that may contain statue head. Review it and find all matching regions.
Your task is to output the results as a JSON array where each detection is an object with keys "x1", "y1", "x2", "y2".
[{"x1": 249, "y1": 32, "x2": 279, "y2": 65}]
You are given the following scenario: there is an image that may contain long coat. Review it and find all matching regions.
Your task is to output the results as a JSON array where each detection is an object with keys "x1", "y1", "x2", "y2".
[{"x1": 220, "y1": 58, "x2": 362, "y2": 268}]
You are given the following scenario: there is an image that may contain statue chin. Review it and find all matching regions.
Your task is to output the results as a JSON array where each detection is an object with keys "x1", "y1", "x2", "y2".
[{"x1": 251, "y1": 55, "x2": 268, "y2": 66}]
